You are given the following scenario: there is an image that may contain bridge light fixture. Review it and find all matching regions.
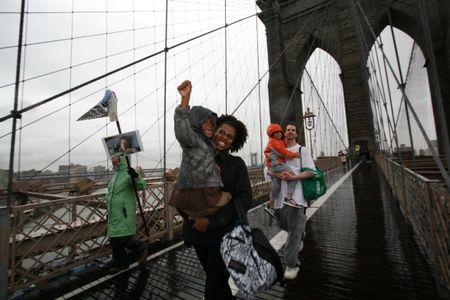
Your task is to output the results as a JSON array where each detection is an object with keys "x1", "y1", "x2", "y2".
[{"x1": 301, "y1": 107, "x2": 316, "y2": 157}]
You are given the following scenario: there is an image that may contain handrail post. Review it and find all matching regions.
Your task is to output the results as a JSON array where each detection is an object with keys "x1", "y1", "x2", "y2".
[
  {"x1": 165, "y1": 182, "x2": 174, "y2": 240},
  {"x1": 0, "y1": 207, "x2": 11, "y2": 298}
]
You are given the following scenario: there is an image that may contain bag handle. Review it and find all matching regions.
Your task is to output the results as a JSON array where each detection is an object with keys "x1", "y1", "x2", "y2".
[
  {"x1": 299, "y1": 146, "x2": 303, "y2": 170},
  {"x1": 232, "y1": 198, "x2": 249, "y2": 226}
]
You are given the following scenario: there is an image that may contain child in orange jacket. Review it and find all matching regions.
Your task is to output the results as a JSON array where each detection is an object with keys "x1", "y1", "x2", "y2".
[{"x1": 264, "y1": 123, "x2": 300, "y2": 202}]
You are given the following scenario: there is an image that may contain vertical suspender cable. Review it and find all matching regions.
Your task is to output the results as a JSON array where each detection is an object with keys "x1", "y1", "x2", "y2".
[
  {"x1": 7, "y1": 0, "x2": 27, "y2": 208},
  {"x1": 368, "y1": 48, "x2": 389, "y2": 152},
  {"x1": 255, "y1": 3, "x2": 263, "y2": 165},
  {"x1": 68, "y1": 0, "x2": 75, "y2": 183},
  {"x1": 417, "y1": 0, "x2": 450, "y2": 176},
  {"x1": 386, "y1": 8, "x2": 417, "y2": 171},
  {"x1": 372, "y1": 40, "x2": 394, "y2": 152},
  {"x1": 224, "y1": 0, "x2": 228, "y2": 114},
  {"x1": 105, "y1": 0, "x2": 110, "y2": 178},
  {"x1": 355, "y1": 0, "x2": 450, "y2": 188},
  {"x1": 133, "y1": 0, "x2": 139, "y2": 166},
  {"x1": 402, "y1": 42, "x2": 417, "y2": 171},
  {"x1": 17, "y1": 2, "x2": 29, "y2": 181},
  {"x1": 2, "y1": 0, "x2": 27, "y2": 298},
  {"x1": 379, "y1": 34, "x2": 403, "y2": 163},
  {"x1": 163, "y1": 0, "x2": 169, "y2": 206}
]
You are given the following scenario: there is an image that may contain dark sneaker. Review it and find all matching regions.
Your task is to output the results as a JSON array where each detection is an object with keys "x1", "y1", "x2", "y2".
[
  {"x1": 283, "y1": 198, "x2": 302, "y2": 209},
  {"x1": 137, "y1": 248, "x2": 147, "y2": 264},
  {"x1": 108, "y1": 262, "x2": 129, "y2": 274}
]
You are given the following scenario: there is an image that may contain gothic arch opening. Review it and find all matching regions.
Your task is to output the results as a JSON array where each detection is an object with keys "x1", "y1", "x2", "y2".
[
  {"x1": 367, "y1": 26, "x2": 436, "y2": 157},
  {"x1": 300, "y1": 48, "x2": 348, "y2": 159}
]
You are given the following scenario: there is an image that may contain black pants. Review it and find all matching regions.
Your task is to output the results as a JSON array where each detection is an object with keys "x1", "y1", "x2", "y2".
[
  {"x1": 193, "y1": 243, "x2": 235, "y2": 300},
  {"x1": 110, "y1": 235, "x2": 144, "y2": 267}
]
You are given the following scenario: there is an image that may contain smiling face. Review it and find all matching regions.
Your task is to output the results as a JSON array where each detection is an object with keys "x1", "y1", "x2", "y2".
[
  {"x1": 285, "y1": 124, "x2": 298, "y2": 141},
  {"x1": 202, "y1": 117, "x2": 214, "y2": 138},
  {"x1": 214, "y1": 123, "x2": 236, "y2": 152}
]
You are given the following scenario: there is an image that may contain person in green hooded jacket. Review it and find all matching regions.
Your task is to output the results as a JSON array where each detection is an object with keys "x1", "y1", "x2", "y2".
[{"x1": 106, "y1": 154, "x2": 147, "y2": 270}]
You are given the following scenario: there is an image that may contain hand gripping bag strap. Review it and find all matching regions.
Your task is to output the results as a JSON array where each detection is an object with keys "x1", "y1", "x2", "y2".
[{"x1": 220, "y1": 199, "x2": 283, "y2": 298}]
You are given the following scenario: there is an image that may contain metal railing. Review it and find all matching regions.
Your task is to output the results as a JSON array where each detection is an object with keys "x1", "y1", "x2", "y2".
[
  {"x1": 375, "y1": 153, "x2": 450, "y2": 297},
  {"x1": 2, "y1": 167, "x2": 271, "y2": 294}
]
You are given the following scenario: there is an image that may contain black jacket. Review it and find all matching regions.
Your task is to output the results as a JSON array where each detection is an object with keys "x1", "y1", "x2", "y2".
[{"x1": 182, "y1": 150, "x2": 252, "y2": 244}]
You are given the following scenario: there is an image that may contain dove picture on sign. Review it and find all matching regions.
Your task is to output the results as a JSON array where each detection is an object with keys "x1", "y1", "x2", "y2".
[{"x1": 77, "y1": 89, "x2": 118, "y2": 122}]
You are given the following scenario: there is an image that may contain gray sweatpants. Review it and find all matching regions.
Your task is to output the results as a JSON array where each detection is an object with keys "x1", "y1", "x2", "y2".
[
  {"x1": 270, "y1": 163, "x2": 297, "y2": 200},
  {"x1": 275, "y1": 205, "x2": 307, "y2": 268}
]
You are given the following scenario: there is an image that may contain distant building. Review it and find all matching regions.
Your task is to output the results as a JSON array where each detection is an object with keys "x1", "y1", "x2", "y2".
[
  {"x1": 58, "y1": 164, "x2": 87, "y2": 174},
  {"x1": 424, "y1": 139, "x2": 438, "y2": 156},
  {"x1": 91, "y1": 165, "x2": 106, "y2": 173}
]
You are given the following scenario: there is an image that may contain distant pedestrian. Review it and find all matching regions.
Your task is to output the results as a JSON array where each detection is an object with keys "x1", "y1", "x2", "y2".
[
  {"x1": 106, "y1": 155, "x2": 147, "y2": 272},
  {"x1": 363, "y1": 148, "x2": 371, "y2": 161},
  {"x1": 339, "y1": 150, "x2": 348, "y2": 169},
  {"x1": 354, "y1": 144, "x2": 361, "y2": 162}
]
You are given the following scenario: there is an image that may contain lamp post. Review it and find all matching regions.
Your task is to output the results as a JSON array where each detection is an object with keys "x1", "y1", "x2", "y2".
[{"x1": 301, "y1": 107, "x2": 316, "y2": 158}]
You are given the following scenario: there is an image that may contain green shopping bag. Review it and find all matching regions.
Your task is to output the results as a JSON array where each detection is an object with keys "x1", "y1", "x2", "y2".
[
  {"x1": 300, "y1": 167, "x2": 326, "y2": 205},
  {"x1": 299, "y1": 146, "x2": 327, "y2": 205}
]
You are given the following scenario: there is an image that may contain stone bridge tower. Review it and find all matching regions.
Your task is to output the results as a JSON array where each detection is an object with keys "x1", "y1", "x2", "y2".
[{"x1": 256, "y1": 0, "x2": 450, "y2": 155}]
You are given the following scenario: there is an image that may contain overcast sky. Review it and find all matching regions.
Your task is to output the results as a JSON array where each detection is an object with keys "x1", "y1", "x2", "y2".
[
  {"x1": 0, "y1": 0, "x2": 273, "y2": 173},
  {"x1": 0, "y1": 1, "x2": 435, "y2": 174}
]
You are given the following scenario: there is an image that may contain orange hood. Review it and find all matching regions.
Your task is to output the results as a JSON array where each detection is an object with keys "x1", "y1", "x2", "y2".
[{"x1": 266, "y1": 123, "x2": 284, "y2": 138}]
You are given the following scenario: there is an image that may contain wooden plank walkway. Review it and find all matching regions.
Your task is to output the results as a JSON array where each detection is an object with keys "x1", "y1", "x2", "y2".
[{"x1": 13, "y1": 162, "x2": 440, "y2": 299}]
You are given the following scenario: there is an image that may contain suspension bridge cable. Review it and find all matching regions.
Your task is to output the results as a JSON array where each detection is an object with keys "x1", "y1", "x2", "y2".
[
  {"x1": 367, "y1": 46, "x2": 390, "y2": 151},
  {"x1": 350, "y1": 0, "x2": 397, "y2": 155},
  {"x1": 67, "y1": 0, "x2": 75, "y2": 183},
  {"x1": 386, "y1": 6, "x2": 417, "y2": 170},
  {"x1": 224, "y1": 0, "x2": 228, "y2": 114},
  {"x1": 255, "y1": 1, "x2": 264, "y2": 165},
  {"x1": 401, "y1": 41, "x2": 418, "y2": 170},
  {"x1": 315, "y1": 4, "x2": 339, "y2": 155},
  {"x1": 231, "y1": 9, "x2": 316, "y2": 115},
  {"x1": 372, "y1": 35, "x2": 399, "y2": 154},
  {"x1": 239, "y1": 0, "x2": 333, "y2": 121},
  {"x1": 0, "y1": 0, "x2": 288, "y2": 125},
  {"x1": 417, "y1": 0, "x2": 450, "y2": 174},
  {"x1": 1, "y1": 31, "x2": 227, "y2": 141},
  {"x1": 294, "y1": 2, "x2": 346, "y2": 155},
  {"x1": 17, "y1": 1, "x2": 30, "y2": 181},
  {"x1": 163, "y1": 0, "x2": 169, "y2": 184},
  {"x1": 379, "y1": 38, "x2": 402, "y2": 155},
  {"x1": 353, "y1": 0, "x2": 450, "y2": 189},
  {"x1": 9, "y1": 0, "x2": 312, "y2": 173},
  {"x1": 0, "y1": 12, "x2": 257, "y2": 123},
  {"x1": 304, "y1": 68, "x2": 348, "y2": 150},
  {"x1": 6, "y1": 0, "x2": 27, "y2": 208}
]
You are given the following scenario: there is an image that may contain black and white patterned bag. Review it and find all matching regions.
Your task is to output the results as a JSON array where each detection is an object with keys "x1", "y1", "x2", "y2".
[{"x1": 220, "y1": 200, "x2": 283, "y2": 298}]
